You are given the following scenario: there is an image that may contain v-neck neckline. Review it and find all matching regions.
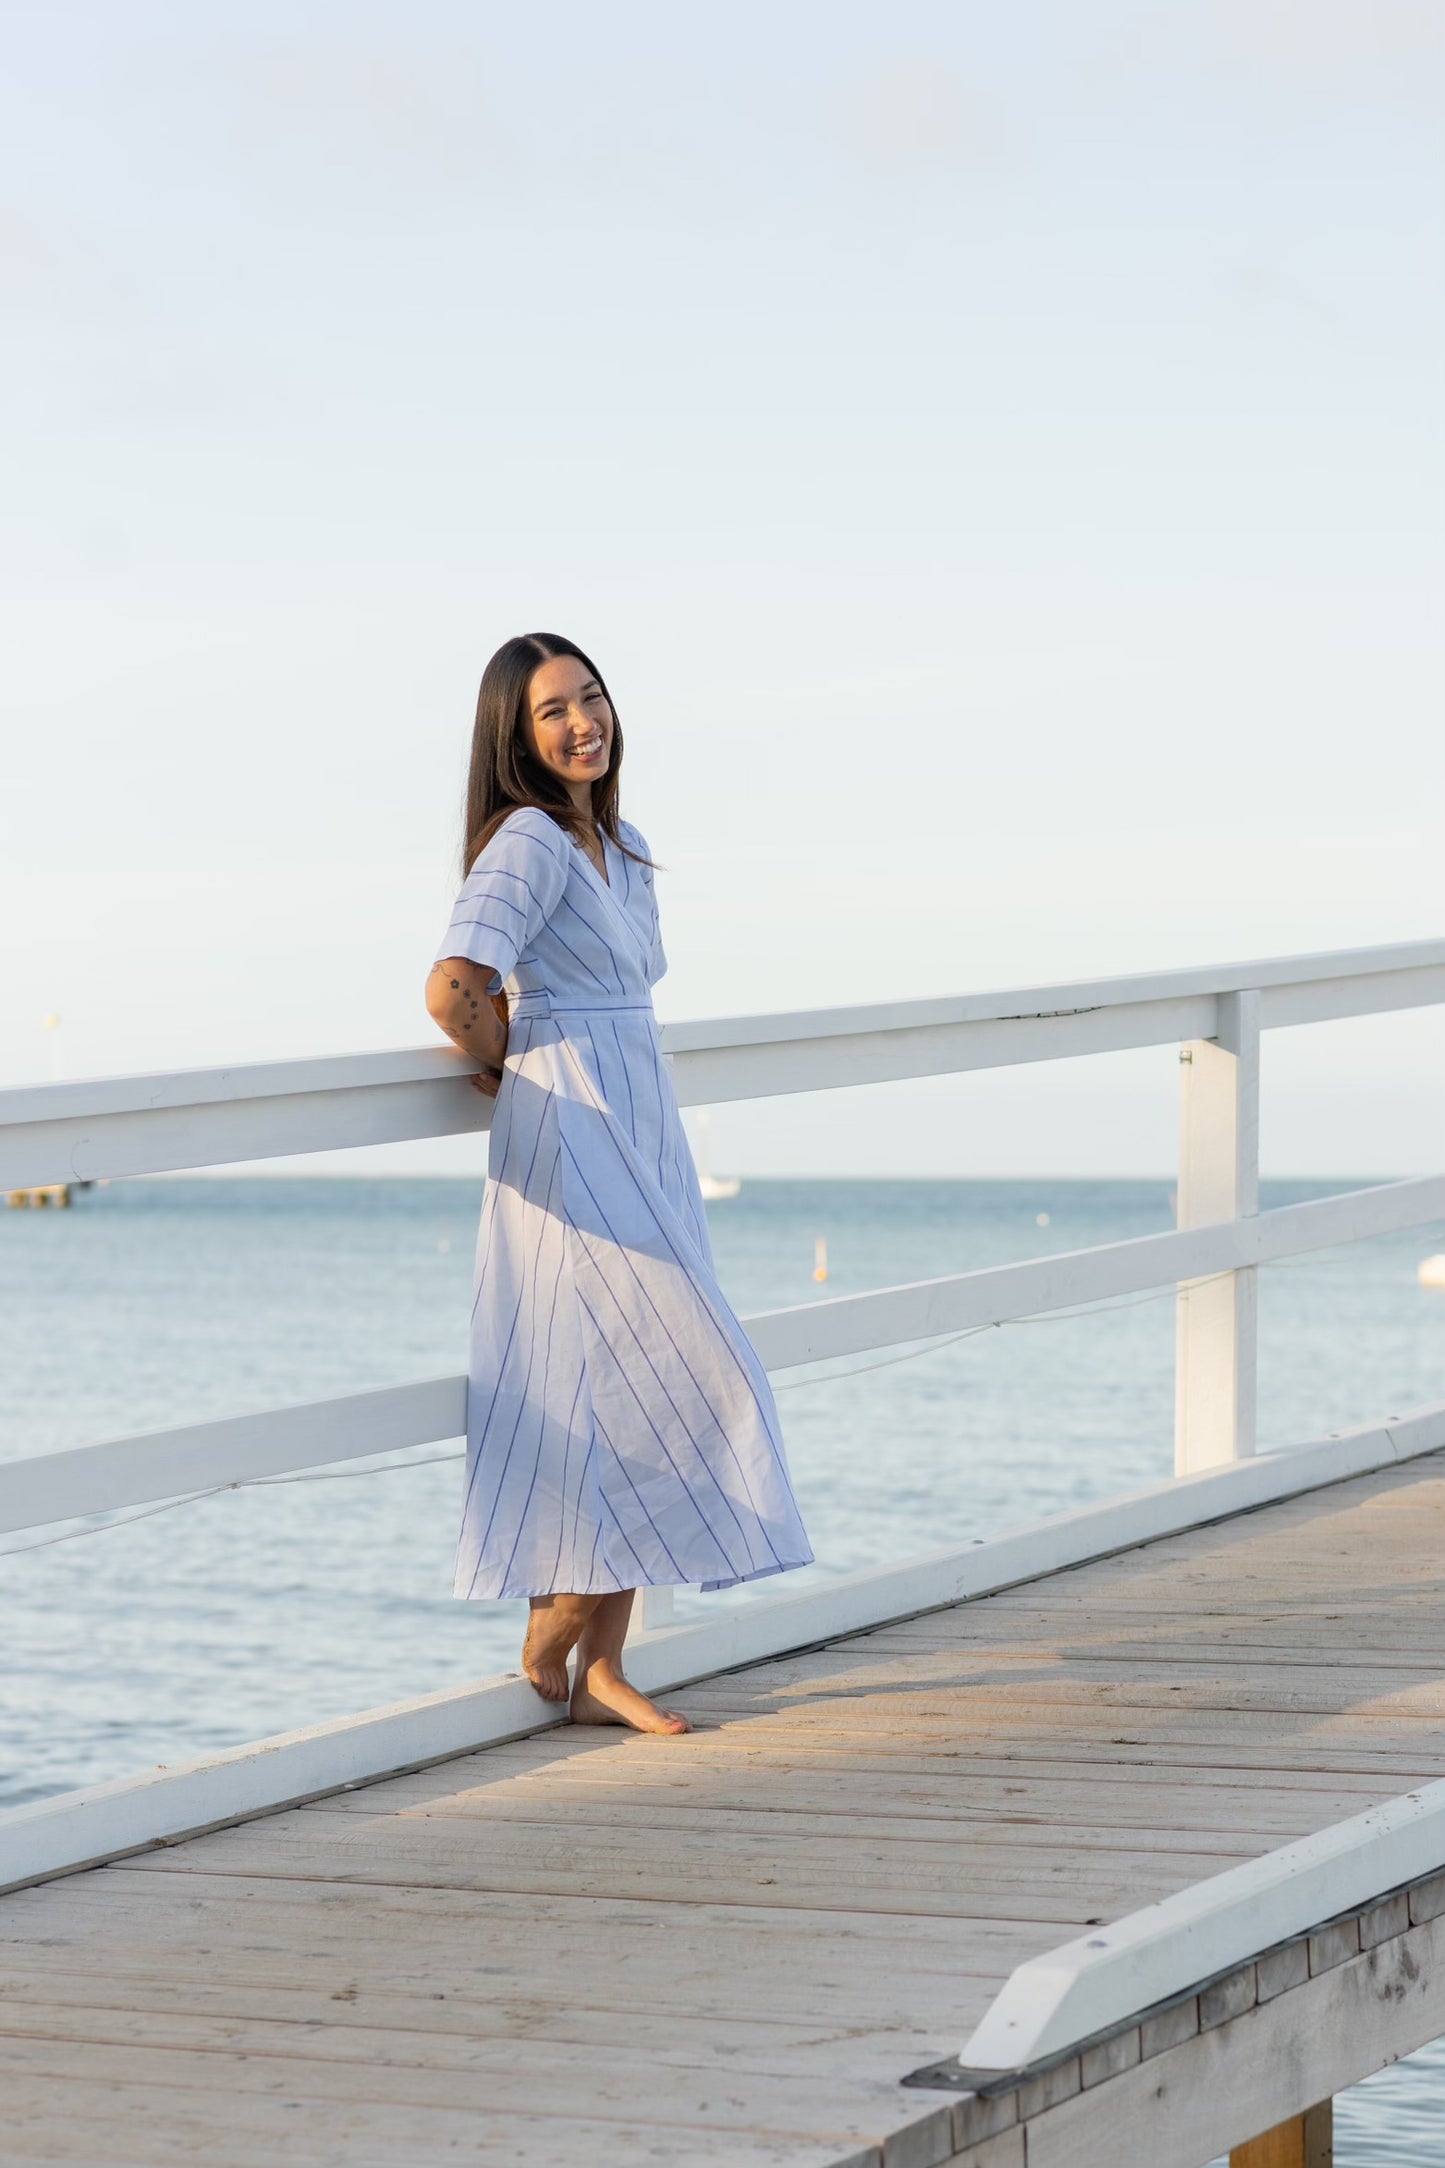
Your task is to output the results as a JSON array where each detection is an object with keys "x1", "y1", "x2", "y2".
[
  {"x1": 570, "y1": 825, "x2": 652, "y2": 971},
  {"x1": 571, "y1": 826, "x2": 616, "y2": 904},
  {"x1": 572, "y1": 827, "x2": 610, "y2": 890}
]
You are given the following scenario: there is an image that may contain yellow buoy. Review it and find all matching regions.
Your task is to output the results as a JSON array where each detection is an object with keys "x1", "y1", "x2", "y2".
[
  {"x1": 1419, "y1": 1255, "x2": 1445, "y2": 1290},
  {"x1": 813, "y1": 1237, "x2": 828, "y2": 1284}
]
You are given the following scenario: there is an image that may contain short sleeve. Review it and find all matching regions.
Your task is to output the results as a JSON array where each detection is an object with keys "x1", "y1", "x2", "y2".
[{"x1": 433, "y1": 809, "x2": 568, "y2": 995}]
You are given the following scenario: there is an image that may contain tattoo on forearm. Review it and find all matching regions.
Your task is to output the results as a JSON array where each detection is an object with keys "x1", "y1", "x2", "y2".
[{"x1": 439, "y1": 969, "x2": 495, "y2": 1053}]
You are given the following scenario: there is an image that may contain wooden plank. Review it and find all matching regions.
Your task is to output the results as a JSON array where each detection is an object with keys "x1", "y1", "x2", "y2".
[
  {"x1": 0, "y1": 2032, "x2": 953, "y2": 2159},
  {"x1": 860, "y1": 1634, "x2": 1445, "y2": 1670},
  {"x1": 0, "y1": 1954, "x2": 992, "y2": 2038},
  {"x1": 0, "y1": 1968, "x2": 971, "y2": 2064},
  {"x1": 2, "y1": 2074, "x2": 862, "y2": 2168},
  {"x1": 120, "y1": 1817, "x2": 1237, "y2": 1921},
  {"x1": 680, "y1": 1666, "x2": 1445, "y2": 1717},
  {"x1": 309, "y1": 1734, "x2": 1441, "y2": 1797},
  {"x1": 821, "y1": 1607, "x2": 1445, "y2": 1653},
  {"x1": 294, "y1": 1791, "x2": 1320, "y2": 1854},
  {"x1": 312, "y1": 1726, "x2": 1445, "y2": 1791},
  {"x1": 955, "y1": 1599, "x2": 1445, "y2": 1627},
  {"x1": 0, "y1": 1874, "x2": 1062, "y2": 2013},
  {"x1": 0, "y1": 1998, "x2": 952, "y2": 2117},
  {"x1": 0, "y1": 1943, "x2": 1003, "y2": 2035},
  {"x1": 968, "y1": 1589, "x2": 1445, "y2": 1609},
  {"x1": 299, "y1": 1767, "x2": 1398, "y2": 1837},
  {"x1": 375, "y1": 1721, "x2": 1445, "y2": 1780},
  {"x1": 638, "y1": 1703, "x2": 1445, "y2": 1756}
]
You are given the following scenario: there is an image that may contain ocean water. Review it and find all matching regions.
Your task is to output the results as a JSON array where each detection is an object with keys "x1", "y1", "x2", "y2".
[{"x1": 3, "y1": 1174, "x2": 1444, "y2": 2161}]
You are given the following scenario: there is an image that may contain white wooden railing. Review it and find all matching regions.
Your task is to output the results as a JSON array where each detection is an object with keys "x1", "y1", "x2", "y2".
[
  {"x1": 3, "y1": 937, "x2": 1443, "y2": 1542},
  {"x1": 3, "y1": 937, "x2": 1444, "y2": 1918}
]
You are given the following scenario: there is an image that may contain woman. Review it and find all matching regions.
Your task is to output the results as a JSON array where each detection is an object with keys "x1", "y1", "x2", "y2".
[{"x1": 425, "y1": 633, "x2": 813, "y2": 1735}]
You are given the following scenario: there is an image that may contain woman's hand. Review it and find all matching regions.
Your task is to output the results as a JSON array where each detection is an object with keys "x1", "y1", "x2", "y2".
[{"x1": 470, "y1": 990, "x2": 511, "y2": 1093}]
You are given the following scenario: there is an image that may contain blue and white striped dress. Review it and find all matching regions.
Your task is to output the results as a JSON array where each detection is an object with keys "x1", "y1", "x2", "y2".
[{"x1": 434, "y1": 806, "x2": 814, "y2": 1602}]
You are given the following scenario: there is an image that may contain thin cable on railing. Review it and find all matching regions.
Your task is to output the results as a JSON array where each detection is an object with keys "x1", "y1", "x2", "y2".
[
  {"x1": 0, "y1": 1253, "x2": 1365, "y2": 1561},
  {"x1": 773, "y1": 1274, "x2": 1221, "y2": 1393}
]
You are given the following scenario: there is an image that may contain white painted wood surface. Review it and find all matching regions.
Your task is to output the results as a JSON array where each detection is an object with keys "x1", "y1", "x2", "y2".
[
  {"x1": 0, "y1": 1376, "x2": 468, "y2": 1536},
  {"x1": 741, "y1": 1172, "x2": 1445, "y2": 1372},
  {"x1": 636, "y1": 1583, "x2": 677, "y2": 1633},
  {"x1": 5, "y1": 1402, "x2": 1442, "y2": 1898},
  {"x1": 3, "y1": 939, "x2": 1443, "y2": 1187},
  {"x1": 1175, "y1": 988, "x2": 1260, "y2": 1475}
]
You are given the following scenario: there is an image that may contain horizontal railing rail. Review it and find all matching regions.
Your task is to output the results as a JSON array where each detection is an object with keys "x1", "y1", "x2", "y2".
[
  {"x1": 3, "y1": 937, "x2": 1443, "y2": 1188},
  {"x1": 5, "y1": 1172, "x2": 1444, "y2": 1539}
]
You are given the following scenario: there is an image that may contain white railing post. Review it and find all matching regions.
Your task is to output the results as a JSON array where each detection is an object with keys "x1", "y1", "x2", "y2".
[
  {"x1": 629, "y1": 1584, "x2": 676, "y2": 1639},
  {"x1": 1175, "y1": 988, "x2": 1260, "y2": 1475}
]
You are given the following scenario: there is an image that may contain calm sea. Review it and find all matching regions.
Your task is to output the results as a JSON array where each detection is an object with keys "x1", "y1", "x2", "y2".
[{"x1": 4, "y1": 1175, "x2": 1444, "y2": 2162}]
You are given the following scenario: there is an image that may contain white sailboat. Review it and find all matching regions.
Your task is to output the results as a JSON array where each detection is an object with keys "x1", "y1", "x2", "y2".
[{"x1": 694, "y1": 1108, "x2": 741, "y2": 1201}]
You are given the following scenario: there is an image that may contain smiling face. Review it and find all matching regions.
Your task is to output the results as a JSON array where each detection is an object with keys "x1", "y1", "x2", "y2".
[{"x1": 522, "y1": 653, "x2": 615, "y2": 812}]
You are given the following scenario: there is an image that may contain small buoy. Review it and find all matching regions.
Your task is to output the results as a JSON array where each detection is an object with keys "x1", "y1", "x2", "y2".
[
  {"x1": 813, "y1": 1237, "x2": 829, "y2": 1284},
  {"x1": 1419, "y1": 1255, "x2": 1445, "y2": 1290},
  {"x1": 1036, "y1": 1212, "x2": 1050, "y2": 1227}
]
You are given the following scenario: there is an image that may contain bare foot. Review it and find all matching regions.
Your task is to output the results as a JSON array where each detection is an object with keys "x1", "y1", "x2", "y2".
[
  {"x1": 522, "y1": 1603, "x2": 589, "y2": 1701},
  {"x1": 571, "y1": 1658, "x2": 692, "y2": 1735}
]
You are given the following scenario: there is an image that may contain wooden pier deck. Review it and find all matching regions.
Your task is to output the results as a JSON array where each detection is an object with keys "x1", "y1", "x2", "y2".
[{"x1": 6, "y1": 1450, "x2": 1445, "y2": 2168}]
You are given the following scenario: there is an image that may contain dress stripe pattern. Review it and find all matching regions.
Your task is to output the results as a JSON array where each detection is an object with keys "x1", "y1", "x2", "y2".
[{"x1": 434, "y1": 807, "x2": 813, "y2": 1600}]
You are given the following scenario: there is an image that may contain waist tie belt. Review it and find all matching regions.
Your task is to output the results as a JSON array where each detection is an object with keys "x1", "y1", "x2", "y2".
[{"x1": 507, "y1": 991, "x2": 656, "y2": 1020}]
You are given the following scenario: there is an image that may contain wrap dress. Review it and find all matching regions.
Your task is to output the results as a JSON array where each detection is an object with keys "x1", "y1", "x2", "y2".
[{"x1": 434, "y1": 806, "x2": 814, "y2": 1601}]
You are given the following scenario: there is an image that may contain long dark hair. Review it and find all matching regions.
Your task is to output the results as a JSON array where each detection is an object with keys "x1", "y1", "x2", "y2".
[{"x1": 460, "y1": 632, "x2": 652, "y2": 879}]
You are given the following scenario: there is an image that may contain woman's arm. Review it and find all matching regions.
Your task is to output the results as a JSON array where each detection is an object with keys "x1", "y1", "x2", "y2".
[{"x1": 425, "y1": 959, "x2": 509, "y2": 1097}]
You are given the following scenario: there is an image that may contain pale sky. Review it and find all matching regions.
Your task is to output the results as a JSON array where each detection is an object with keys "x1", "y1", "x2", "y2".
[{"x1": 2, "y1": 1, "x2": 1441, "y2": 1177}]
